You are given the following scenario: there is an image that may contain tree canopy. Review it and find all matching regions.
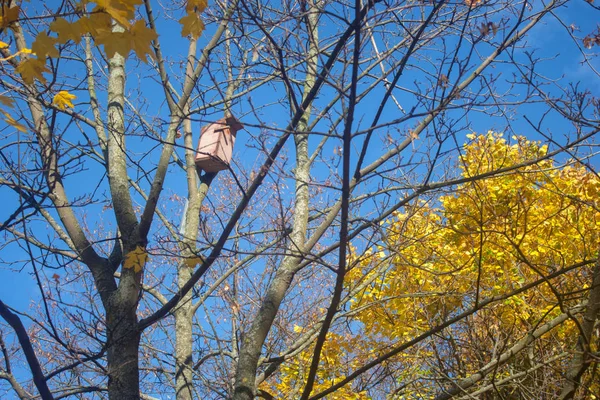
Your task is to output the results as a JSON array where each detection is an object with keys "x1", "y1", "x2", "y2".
[{"x1": 1, "y1": 0, "x2": 599, "y2": 399}]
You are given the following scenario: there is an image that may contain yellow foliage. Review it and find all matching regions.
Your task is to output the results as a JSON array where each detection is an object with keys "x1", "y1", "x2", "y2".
[
  {"x1": 186, "y1": 0, "x2": 208, "y2": 12},
  {"x1": 179, "y1": 12, "x2": 205, "y2": 39},
  {"x1": 90, "y1": 0, "x2": 143, "y2": 29},
  {"x1": 95, "y1": 19, "x2": 157, "y2": 61},
  {"x1": 52, "y1": 91, "x2": 77, "y2": 110},
  {"x1": 50, "y1": 17, "x2": 85, "y2": 44},
  {"x1": 0, "y1": 4, "x2": 19, "y2": 29},
  {"x1": 182, "y1": 255, "x2": 203, "y2": 268},
  {"x1": 341, "y1": 133, "x2": 600, "y2": 395},
  {"x1": 0, "y1": 95, "x2": 14, "y2": 107},
  {"x1": 31, "y1": 32, "x2": 59, "y2": 59},
  {"x1": 263, "y1": 333, "x2": 371, "y2": 399},
  {"x1": 123, "y1": 246, "x2": 149, "y2": 273},
  {"x1": 16, "y1": 57, "x2": 49, "y2": 84},
  {"x1": 1, "y1": 109, "x2": 27, "y2": 132}
]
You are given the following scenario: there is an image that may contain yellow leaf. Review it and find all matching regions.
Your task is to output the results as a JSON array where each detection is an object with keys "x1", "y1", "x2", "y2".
[
  {"x1": 80, "y1": 13, "x2": 113, "y2": 38},
  {"x1": 32, "y1": 32, "x2": 59, "y2": 59},
  {"x1": 92, "y1": 0, "x2": 143, "y2": 29},
  {"x1": 179, "y1": 13, "x2": 205, "y2": 39},
  {"x1": 0, "y1": 41, "x2": 8, "y2": 49},
  {"x1": 96, "y1": 30, "x2": 129, "y2": 59},
  {"x1": 123, "y1": 246, "x2": 149, "y2": 273},
  {"x1": 186, "y1": 0, "x2": 208, "y2": 12},
  {"x1": 0, "y1": 5, "x2": 19, "y2": 29},
  {"x1": 50, "y1": 17, "x2": 84, "y2": 44},
  {"x1": 183, "y1": 255, "x2": 203, "y2": 268},
  {"x1": 16, "y1": 57, "x2": 49, "y2": 84},
  {"x1": 95, "y1": 19, "x2": 157, "y2": 61},
  {"x1": 130, "y1": 19, "x2": 157, "y2": 62},
  {"x1": 1, "y1": 110, "x2": 27, "y2": 132},
  {"x1": 0, "y1": 95, "x2": 14, "y2": 107},
  {"x1": 52, "y1": 90, "x2": 77, "y2": 110}
]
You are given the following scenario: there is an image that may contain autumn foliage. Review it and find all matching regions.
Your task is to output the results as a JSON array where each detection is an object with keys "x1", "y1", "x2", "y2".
[
  {"x1": 269, "y1": 134, "x2": 600, "y2": 398},
  {"x1": 1, "y1": 0, "x2": 600, "y2": 398}
]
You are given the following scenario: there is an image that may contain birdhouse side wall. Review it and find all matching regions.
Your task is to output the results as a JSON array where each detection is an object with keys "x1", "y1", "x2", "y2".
[{"x1": 195, "y1": 126, "x2": 236, "y2": 172}]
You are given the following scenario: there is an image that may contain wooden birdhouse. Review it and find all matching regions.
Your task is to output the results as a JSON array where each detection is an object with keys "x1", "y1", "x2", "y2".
[{"x1": 195, "y1": 116, "x2": 243, "y2": 172}]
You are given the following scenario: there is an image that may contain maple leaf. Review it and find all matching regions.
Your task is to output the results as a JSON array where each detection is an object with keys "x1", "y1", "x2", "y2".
[
  {"x1": 130, "y1": 19, "x2": 157, "y2": 62},
  {"x1": 1, "y1": 110, "x2": 27, "y2": 132},
  {"x1": 179, "y1": 12, "x2": 205, "y2": 39},
  {"x1": 183, "y1": 255, "x2": 203, "y2": 268},
  {"x1": 52, "y1": 90, "x2": 77, "y2": 110},
  {"x1": 80, "y1": 13, "x2": 113, "y2": 38},
  {"x1": 95, "y1": 20, "x2": 156, "y2": 61},
  {"x1": 16, "y1": 57, "x2": 49, "y2": 84},
  {"x1": 186, "y1": 0, "x2": 208, "y2": 12},
  {"x1": 0, "y1": 5, "x2": 19, "y2": 29},
  {"x1": 50, "y1": 17, "x2": 84, "y2": 44},
  {"x1": 0, "y1": 95, "x2": 14, "y2": 107},
  {"x1": 96, "y1": 30, "x2": 129, "y2": 59},
  {"x1": 32, "y1": 32, "x2": 59, "y2": 59},
  {"x1": 92, "y1": 0, "x2": 143, "y2": 29},
  {"x1": 123, "y1": 246, "x2": 149, "y2": 273}
]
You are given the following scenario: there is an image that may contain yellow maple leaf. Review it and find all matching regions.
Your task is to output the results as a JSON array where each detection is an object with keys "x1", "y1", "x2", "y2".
[
  {"x1": 0, "y1": 5, "x2": 19, "y2": 29},
  {"x1": 92, "y1": 0, "x2": 143, "y2": 29},
  {"x1": 52, "y1": 90, "x2": 77, "y2": 110},
  {"x1": 183, "y1": 255, "x2": 203, "y2": 268},
  {"x1": 80, "y1": 13, "x2": 113, "y2": 38},
  {"x1": 186, "y1": 0, "x2": 208, "y2": 12},
  {"x1": 96, "y1": 30, "x2": 129, "y2": 59},
  {"x1": 50, "y1": 17, "x2": 84, "y2": 44},
  {"x1": 0, "y1": 95, "x2": 13, "y2": 107},
  {"x1": 16, "y1": 57, "x2": 49, "y2": 84},
  {"x1": 123, "y1": 246, "x2": 149, "y2": 273},
  {"x1": 95, "y1": 19, "x2": 156, "y2": 61},
  {"x1": 130, "y1": 19, "x2": 157, "y2": 62},
  {"x1": 1, "y1": 110, "x2": 27, "y2": 132},
  {"x1": 179, "y1": 13, "x2": 205, "y2": 39},
  {"x1": 32, "y1": 32, "x2": 59, "y2": 59}
]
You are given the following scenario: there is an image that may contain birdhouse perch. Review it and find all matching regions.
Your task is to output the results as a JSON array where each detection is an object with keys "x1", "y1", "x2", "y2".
[{"x1": 195, "y1": 116, "x2": 243, "y2": 173}]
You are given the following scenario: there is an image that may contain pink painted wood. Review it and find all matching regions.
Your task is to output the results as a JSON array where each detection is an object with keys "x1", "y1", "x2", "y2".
[{"x1": 195, "y1": 116, "x2": 243, "y2": 172}]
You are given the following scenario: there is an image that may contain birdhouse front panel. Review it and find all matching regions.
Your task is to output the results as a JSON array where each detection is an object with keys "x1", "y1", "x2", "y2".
[{"x1": 195, "y1": 117, "x2": 241, "y2": 172}]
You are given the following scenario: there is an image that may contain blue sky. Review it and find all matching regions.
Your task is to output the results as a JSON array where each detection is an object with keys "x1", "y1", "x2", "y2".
[{"x1": 1, "y1": 0, "x2": 600, "y2": 396}]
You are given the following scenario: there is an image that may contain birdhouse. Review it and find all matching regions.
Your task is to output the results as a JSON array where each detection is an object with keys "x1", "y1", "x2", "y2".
[{"x1": 195, "y1": 116, "x2": 243, "y2": 172}]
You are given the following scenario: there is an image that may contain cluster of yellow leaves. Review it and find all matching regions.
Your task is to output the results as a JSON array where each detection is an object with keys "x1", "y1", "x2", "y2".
[
  {"x1": 123, "y1": 245, "x2": 149, "y2": 273},
  {"x1": 52, "y1": 91, "x2": 77, "y2": 110},
  {"x1": 340, "y1": 132, "x2": 600, "y2": 395},
  {"x1": 180, "y1": 0, "x2": 208, "y2": 39},
  {"x1": 0, "y1": 85, "x2": 74, "y2": 133},
  {"x1": 2, "y1": 1, "x2": 207, "y2": 85},
  {"x1": 262, "y1": 333, "x2": 371, "y2": 399},
  {"x1": 0, "y1": 4, "x2": 19, "y2": 29},
  {"x1": 0, "y1": 94, "x2": 27, "y2": 132},
  {"x1": 47, "y1": 2, "x2": 157, "y2": 61}
]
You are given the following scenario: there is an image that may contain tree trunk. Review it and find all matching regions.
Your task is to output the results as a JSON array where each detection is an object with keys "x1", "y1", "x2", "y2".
[
  {"x1": 175, "y1": 266, "x2": 194, "y2": 400},
  {"x1": 107, "y1": 304, "x2": 140, "y2": 399},
  {"x1": 559, "y1": 256, "x2": 600, "y2": 399}
]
